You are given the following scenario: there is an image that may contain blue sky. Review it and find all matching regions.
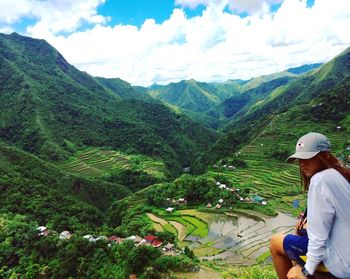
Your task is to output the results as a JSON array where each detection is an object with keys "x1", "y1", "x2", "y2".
[
  {"x1": 98, "y1": 0, "x2": 206, "y2": 27},
  {"x1": 0, "y1": 0, "x2": 348, "y2": 86}
]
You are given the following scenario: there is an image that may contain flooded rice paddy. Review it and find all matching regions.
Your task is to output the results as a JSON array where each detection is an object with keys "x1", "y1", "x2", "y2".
[{"x1": 186, "y1": 211, "x2": 296, "y2": 265}]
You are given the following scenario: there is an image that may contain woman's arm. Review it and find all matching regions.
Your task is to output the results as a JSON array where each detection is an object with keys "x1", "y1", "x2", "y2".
[{"x1": 304, "y1": 176, "x2": 335, "y2": 275}]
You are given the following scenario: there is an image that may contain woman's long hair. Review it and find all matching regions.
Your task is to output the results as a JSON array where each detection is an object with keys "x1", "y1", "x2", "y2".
[{"x1": 300, "y1": 152, "x2": 350, "y2": 191}]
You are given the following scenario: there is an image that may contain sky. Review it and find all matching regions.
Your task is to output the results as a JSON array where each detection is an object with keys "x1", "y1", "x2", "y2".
[{"x1": 0, "y1": 0, "x2": 350, "y2": 86}]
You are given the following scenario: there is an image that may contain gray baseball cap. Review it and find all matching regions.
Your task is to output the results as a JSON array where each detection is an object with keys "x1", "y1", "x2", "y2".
[{"x1": 286, "y1": 132, "x2": 331, "y2": 163}]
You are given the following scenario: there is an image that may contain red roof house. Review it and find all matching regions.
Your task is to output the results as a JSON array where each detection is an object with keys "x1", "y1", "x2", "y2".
[{"x1": 144, "y1": 235, "x2": 163, "y2": 248}]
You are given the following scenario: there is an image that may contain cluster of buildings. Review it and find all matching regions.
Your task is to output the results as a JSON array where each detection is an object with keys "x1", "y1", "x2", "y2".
[
  {"x1": 36, "y1": 226, "x2": 177, "y2": 255},
  {"x1": 213, "y1": 164, "x2": 237, "y2": 171},
  {"x1": 206, "y1": 180, "x2": 267, "y2": 209},
  {"x1": 165, "y1": 197, "x2": 187, "y2": 213}
]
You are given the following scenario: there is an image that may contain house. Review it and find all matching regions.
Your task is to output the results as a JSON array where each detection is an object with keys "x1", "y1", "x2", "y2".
[
  {"x1": 137, "y1": 239, "x2": 147, "y2": 246},
  {"x1": 36, "y1": 226, "x2": 48, "y2": 236},
  {"x1": 166, "y1": 207, "x2": 175, "y2": 213},
  {"x1": 178, "y1": 198, "x2": 187, "y2": 203},
  {"x1": 216, "y1": 182, "x2": 221, "y2": 186},
  {"x1": 127, "y1": 235, "x2": 143, "y2": 244},
  {"x1": 228, "y1": 187, "x2": 238, "y2": 193},
  {"x1": 83, "y1": 235, "x2": 96, "y2": 242},
  {"x1": 144, "y1": 235, "x2": 163, "y2": 248},
  {"x1": 218, "y1": 198, "x2": 224, "y2": 203},
  {"x1": 215, "y1": 203, "x2": 222, "y2": 209},
  {"x1": 261, "y1": 201, "x2": 267, "y2": 206},
  {"x1": 206, "y1": 203, "x2": 212, "y2": 208},
  {"x1": 240, "y1": 197, "x2": 244, "y2": 201},
  {"x1": 244, "y1": 197, "x2": 251, "y2": 202},
  {"x1": 163, "y1": 243, "x2": 175, "y2": 252},
  {"x1": 108, "y1": 235, "x2": 124, "y2": 244},
  {"x1": 219, "y1": 184, "x2": 227, "y2": 190},
  {"x1": 228, "y1": 166, "x2": 236, "y2": 170},
  {"x1": 252, "y1": 195, "x2": 265, "y2": 204},
  {"x1": 59, "y1": 231, "x2": 71, "y2": 240},
  {"x1": 96, "y1": 236, "x2": 108, "y2": 241}
]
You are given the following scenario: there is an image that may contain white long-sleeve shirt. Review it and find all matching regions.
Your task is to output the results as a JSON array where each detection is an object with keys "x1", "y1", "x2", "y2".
[{"x1": 305, "y1": 168, "x2": 350, "y2": 278}]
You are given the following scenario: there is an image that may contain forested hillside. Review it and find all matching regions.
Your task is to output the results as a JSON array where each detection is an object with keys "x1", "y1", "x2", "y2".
[
  {"x1": 196, "y1": 46, "x2": 350, "y2": 166},
  {"x1": 0, "y1": 33, "x2": 218, "y2": 175},
  {"x1": 0, "y1": 140, "x2": 131, "y2": 232},
  {"x1": 0, "y1": 32, "x2": 349, "y2": 278}
]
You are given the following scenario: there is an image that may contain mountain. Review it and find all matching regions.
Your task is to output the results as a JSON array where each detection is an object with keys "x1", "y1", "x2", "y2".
[
  {"x1": 237, "y1": 63, "x2": 322, "y2": 92},
  {"x1": 95, "y1": 77, "x2": 154, "y2": 102},
  {"x1": 144, "y1": 79, "x2": 238, "y2": 113},
  {"x1": 231, "y1": 47, "x2": 350, "y2": 125},
  {"x1": 197, "y1": 47, "x2": 350, "y2": 166},
  {"x1": 286, "y1": 63, "x2": 323, "y2": 75},
  {"x1": 0, "y1": 33, "x2": 218, "y2": 173},
  {"x1": 0, "y1": 140, "x2": 131, "y2": 232},
  {"x1": 140, "y1": 64, "x2": 322, "y2": 126},
  {"x1": 207, "y1": 76, "x2": 296, "y2": 121}
]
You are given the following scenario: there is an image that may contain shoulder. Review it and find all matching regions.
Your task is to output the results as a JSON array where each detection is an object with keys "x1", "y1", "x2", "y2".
[
  {"x1": 311, "y1": 168, "x2": 345, "y2": 190},
  {"x1": 311, "y1": 169, "x2": 342, "y2": 181}
]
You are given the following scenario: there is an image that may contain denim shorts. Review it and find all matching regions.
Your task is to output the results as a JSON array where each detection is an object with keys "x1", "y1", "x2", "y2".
[{"x1": 283, "y1": 233, "x2": 309, "y2": 266}]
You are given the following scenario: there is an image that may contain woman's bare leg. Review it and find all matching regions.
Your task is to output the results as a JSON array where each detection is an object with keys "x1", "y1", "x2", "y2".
[{"x1": 270, "y1": 233, "x2": 293, "y2": 279}]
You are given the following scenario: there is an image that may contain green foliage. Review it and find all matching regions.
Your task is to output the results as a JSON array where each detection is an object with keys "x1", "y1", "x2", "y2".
[
  {"x1": 266, "y1": 148, "x2": 290, "y2": 161},
  {"x1": 0, "y1": 33, "x2": 218, "y2": 176},
  {"x1": 153, "y1": 255, "x2": 196, "y2": 272},
  {"x1": 107, "y1": 169, "x2": 161, "y2": 192}
]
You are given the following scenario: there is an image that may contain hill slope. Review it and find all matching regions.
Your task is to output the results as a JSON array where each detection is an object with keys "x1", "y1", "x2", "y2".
[
  {"x1": 199, "y1": 47, "x2": 350, "y2": 166},
  {"x1": 0, "y1": 33, "x2": 218, "y2": 173},
  {"x1": 146, "y1": 79, "x2": 237, "y2": 113},
  {"x1": 0, "y1": 140, "x2": 131, "y2": 231}
]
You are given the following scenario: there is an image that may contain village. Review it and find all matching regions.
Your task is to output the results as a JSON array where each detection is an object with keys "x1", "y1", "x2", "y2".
[
  {"x1": 36, "y1": 226, "x2": 179, "y2": 256},
  {"x1": 164, "y1": 178, "x2": 268, "y2": 213}
]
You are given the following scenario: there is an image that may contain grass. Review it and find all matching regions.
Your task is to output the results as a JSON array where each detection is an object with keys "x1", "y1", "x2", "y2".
[
  {"x1": 181, "y1": 216, "x2": 208, "y2": 238},
  {"x1": 147, "y1": 210, "x2": 210, "y2": 240},
  {"x1": 202, "y1": 261, "x2": 278, "y2": 279}
]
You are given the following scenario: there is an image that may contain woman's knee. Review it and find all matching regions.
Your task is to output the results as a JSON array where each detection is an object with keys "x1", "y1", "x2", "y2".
[{"x1": 270, "y1": 233, "x2": 285, "y2": 254}]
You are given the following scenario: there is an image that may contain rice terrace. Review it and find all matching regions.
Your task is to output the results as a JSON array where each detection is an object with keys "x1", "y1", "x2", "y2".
[
  {"x1": 1, "y1": 9, "x2": 350, "y2": 277},
  {"x1": 58, "y1": 147, "x2": 167, "y2": 180}
]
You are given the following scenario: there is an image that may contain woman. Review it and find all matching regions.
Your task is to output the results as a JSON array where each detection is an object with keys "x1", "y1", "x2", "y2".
[{"x1": 270, "y1": 132, "x2": 350, "y2": 279}]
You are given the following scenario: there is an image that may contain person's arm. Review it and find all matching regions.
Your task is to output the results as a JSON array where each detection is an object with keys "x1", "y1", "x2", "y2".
[{"x1": 304, "y1": 176, "x2": 335, "y2": 275}]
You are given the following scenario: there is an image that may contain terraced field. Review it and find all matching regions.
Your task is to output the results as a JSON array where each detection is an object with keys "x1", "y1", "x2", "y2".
[
  {"x1": 146, "y1": 210, "x2": 209, "y2": 241},
  {"x1": 57, "y1": 147, "x2": 167, "y2": 179},
  {"x1": 205, "y1": 117, "x2": 350, "y2": 215},
  {"x1": 146, "y1": 209, "x2": 296, "y2": 264}
]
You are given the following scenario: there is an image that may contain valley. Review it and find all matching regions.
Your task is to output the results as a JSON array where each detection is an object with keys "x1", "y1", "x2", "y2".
[{"x1": 1, "y1": 32, "x2": 350, "y2": 278}]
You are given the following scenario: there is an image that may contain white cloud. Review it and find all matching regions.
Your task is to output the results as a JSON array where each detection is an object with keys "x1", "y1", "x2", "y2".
[
  {"x1": 0, "y1": 0, "x2": 107, "y2": 34},
  {"x1": 0, "y1": 26, "x2": 14, "y2": 34},
  {"x1": 175, "y1": 0, "x2": 284, "y2": 14},
  {"x1": 0, "y1": 0, "x2": 33, "y2": 24},
  {"x1": 1, "y1": 0, "x2": 350, "y2": 86},
  {"x1": 228, "y1": 0, "x2": 284, "y2": 14}
]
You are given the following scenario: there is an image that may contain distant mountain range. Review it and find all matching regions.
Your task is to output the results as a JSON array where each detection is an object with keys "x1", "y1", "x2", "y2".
[
  {"x1": 200, "y1": 46, "x2": 350, "y2": 165},
  {"x1": 1, "y1": 32, "x2": 349, "y2": 277},
  {"x1": 139, "y1": 63, "x2": 321, "y2": 113}
]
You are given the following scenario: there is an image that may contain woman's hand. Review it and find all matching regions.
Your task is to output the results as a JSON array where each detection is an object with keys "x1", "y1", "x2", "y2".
[
  {"x1": 287, "y1": 265, "x2": 307, "y2": 279},
  {"x1": 294, "y1": 218, "x2": 308, "y2": 235}
]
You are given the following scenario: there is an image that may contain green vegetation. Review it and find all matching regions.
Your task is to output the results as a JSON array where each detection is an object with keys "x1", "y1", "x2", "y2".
[
  {"x1": 1, "y1": 32, "x2": 349, "y2": 278},
  {"x1": 57, "y1": 147, "x2": 169, "y2": 191},
  {"x1": 0, "y1": 141, "x2": 131, "y2": 232},
  {"x1": 0, "y1": 33, "x2": 218, "y2": 176},
  {"x1": 0, "y1": 214, "x2": 197, "y2": 279}
]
